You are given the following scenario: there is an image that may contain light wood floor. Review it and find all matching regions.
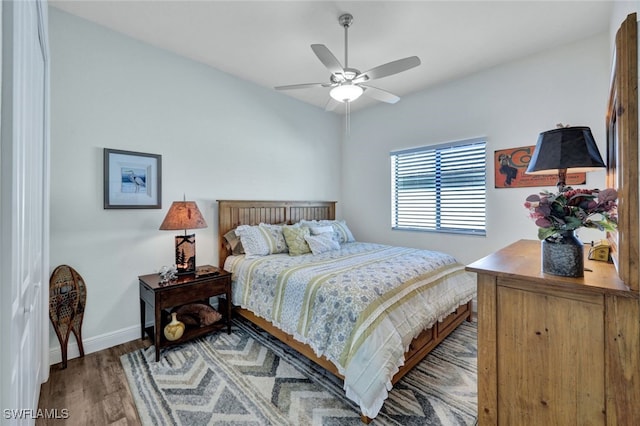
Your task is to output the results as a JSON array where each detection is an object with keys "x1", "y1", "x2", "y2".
[{"x1": 37, "y1": 338, "x2": 150, "y2": 426}]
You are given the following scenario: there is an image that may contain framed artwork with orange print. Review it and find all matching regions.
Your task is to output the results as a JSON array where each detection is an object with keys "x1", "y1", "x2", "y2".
[{"x1": 494, "y1": 145, "x2": 586, "y2": 188}]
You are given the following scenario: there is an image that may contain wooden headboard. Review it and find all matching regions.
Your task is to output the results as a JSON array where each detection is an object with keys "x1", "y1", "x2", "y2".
[{"x1": 217, "y1": 200, "x2": 336, "y2": 268}]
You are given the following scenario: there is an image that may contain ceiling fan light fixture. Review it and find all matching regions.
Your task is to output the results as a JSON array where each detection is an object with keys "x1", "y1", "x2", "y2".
[
  {"x1": 275, "y1": 13, "x2": 419, "y2": 109},
  {"x1": 330, "y1": 83, "x2": 363, "y2": 103}
]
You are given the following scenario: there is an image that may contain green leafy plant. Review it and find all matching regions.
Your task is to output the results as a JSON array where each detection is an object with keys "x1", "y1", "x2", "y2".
[{"x1": 524, "y1": 188, "x2": 618, "y2": 240}]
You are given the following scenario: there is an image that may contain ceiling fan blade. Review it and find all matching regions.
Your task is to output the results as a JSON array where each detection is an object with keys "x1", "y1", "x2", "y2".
[
  {"x1": 275, "y1": 83, "x2": 326, "y2": 90},
  {"x1": 361, "y1": 85, "x2": 400, "y2": 104},
  {"x1": 324, "y1": 97, "x2": 340, "y2": 111},
  {"x1": 355, "y1": 56, "x2": 421, "y2": 82},
  {"x1": 311, "y1": 44, "x2": 344, "y2": 76}
]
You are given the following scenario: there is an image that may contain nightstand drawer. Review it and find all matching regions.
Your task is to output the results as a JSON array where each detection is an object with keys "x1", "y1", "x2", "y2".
[{"x1": 157, "y1": 277, "x2": 230, "y2": 307}]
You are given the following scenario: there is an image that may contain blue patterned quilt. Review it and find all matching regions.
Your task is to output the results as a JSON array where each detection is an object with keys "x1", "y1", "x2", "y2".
[{"x1": 225, "y1": 241, "x2": 476, "y2": 418}]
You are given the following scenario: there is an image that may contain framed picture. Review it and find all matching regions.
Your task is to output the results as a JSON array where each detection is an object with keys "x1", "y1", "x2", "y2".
[
  {"x1": 494, "y1": 145, "x2": 586, "y2": 188},
  {"x1": 103, "y1": 148, "x2": 162, "y2": 209}
]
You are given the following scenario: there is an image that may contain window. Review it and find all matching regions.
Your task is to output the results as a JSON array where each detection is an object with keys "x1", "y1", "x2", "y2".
[{"x1": 391, "y1": 138, "x2": 486, "y2": 235}]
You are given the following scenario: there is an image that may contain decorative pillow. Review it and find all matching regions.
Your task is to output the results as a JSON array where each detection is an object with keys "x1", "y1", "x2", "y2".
[
  {"x1": 235, "y1": 223, "x2": 288, "y2": 256},
  {"x1": 223, "y1": 228, "x2": 245, "y2": 255},
  {"x1": 331, "y1": 220, "x2": 356, "y2": 243},
  {"x1": 282, "y1": 226, "x2": 311, "y2": 256},
  {"x1": 259, "y1": 223, "x2": 288, "y2": 253},
  {"x1": 309, "y1": 225, "x2": 334, "y2": 235},
  {"x1": 300, "y1": 219, "x2": 332, "y2": 226},
  {"x1": 301, "y1": 219, "x2": 355, "y2": 244},
  {"x1": 305, "y1": 233, "x2": 340, "y2": 255}
]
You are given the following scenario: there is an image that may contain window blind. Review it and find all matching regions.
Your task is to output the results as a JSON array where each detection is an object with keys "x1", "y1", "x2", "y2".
[{"x1": 391, "y1": 138, "x2": 486, "y2": 235}]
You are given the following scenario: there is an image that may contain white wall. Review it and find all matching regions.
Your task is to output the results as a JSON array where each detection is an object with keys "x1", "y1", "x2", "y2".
[
  {"x1": 47, "y1": 7, "x2": 617, "y2": 362},
  {"x1": 48, "y1": 9, "x2": 341, "y2": 362},
  {"x1": 343, "y1": 34, "x2": 610, "y2": 265},
  {"x1": 610, "y1": 1, "x2": 638, "y2": 50}
]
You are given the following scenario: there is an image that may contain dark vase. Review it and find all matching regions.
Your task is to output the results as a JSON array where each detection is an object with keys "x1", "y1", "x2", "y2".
[{"x1": 541, "y1": 230, "x2": 584, "y2": 277}]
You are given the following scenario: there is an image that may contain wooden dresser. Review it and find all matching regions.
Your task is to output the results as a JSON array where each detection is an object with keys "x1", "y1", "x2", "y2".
[{"x1": 467, "y1": 240, "x2": 640, "y2": 425}]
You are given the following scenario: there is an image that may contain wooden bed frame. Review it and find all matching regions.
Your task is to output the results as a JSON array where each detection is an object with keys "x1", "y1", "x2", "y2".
[{"x1": 217, "y1": 199, "x2": 472, "y2": 422}]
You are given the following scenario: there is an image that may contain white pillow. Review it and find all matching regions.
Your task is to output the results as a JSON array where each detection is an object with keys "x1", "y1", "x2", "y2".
[
  {"x1": 304, "y1": 233, "x2": 340, "y2": 255},
  {"x1": 301, "y1": 219, "x2": 355, "y2": 244},
  {"x1": 300, "y1": 219, "x2": 332, "y2": 226},
  {"x1": 309, "y1": 225, "x2": 334, "y2": 235},
  {"x1": 235, "y1": 223, "x2": 287, "y2": 256}
]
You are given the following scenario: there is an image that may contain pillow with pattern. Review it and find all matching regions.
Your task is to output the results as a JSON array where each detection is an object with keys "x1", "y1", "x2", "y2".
[
  {"x1": 223, "y1": 228, "x2": 245, "y2": 255},
  {"x1": 301, "y1": 219, "x2": 355, "y2": 244},
  {"x1": 309, "y1": 225, "x2": 334, "y2": 235},
  {"x1": 282, "y1": 225, "x2": 311, "y2": 256},
  {"x1": 235, "y1": 223, "x2": 288, "y2": 256},
  {"x1": 331, "y1": 220, "x2": 355, "y2": 244},
  {"x1": 305, "y1": 233, "x2": 340, "y2": 255}
]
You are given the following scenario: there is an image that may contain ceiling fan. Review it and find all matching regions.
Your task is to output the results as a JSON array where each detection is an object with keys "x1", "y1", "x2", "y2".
[{"x1": 275, "y1": 13, "x2": 421, "y2": 111}]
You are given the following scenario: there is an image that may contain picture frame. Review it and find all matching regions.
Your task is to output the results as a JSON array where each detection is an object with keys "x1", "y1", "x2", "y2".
[
  {"x1": 494, "y1": 145, "x2": 586, "y2": 188},
  {"x1": 103, "y1": 148, "x2": 162, "y2": 209}
]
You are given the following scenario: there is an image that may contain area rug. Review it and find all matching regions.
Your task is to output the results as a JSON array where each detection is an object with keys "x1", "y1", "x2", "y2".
[{"x1": 121, "y1": 317, "x2": 477, "y2": 425}]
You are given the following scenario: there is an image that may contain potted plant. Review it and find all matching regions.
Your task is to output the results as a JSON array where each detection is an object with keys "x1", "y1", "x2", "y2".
[{"x1": 524, "y1": 188, "x2": 618, "y2": 277}]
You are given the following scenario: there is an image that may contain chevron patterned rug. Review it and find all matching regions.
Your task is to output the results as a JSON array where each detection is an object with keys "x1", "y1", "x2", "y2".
[{"x1": 121, "y1": 317, "x2": 477, "y2": 425}]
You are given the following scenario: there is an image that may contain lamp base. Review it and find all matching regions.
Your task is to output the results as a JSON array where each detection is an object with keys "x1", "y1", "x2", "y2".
[
  {"x1": 174, "y1": 233, "x2": 196, "y2": 275},
  {"x1": 556, "y1": 168, "x2": 568, "y2": 192}
]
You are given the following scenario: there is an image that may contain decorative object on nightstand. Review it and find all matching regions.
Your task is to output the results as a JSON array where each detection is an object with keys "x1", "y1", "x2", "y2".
[
  {"x1": 163, "y1": 312, "x2": 185, "y2": 341},
  {"x1": 159, "y1": 197, "x2": 207, "y2": 275},
  {"x1": 195, "y1": 265, "x2": 220, "y2": 277},
  {"x1": 49, "y1": 265, "x2": 87, "y2": 369},
  {"x1": 174, "y1": 303, "x2": 222, "y2": 327},
  {"x1": 523, "y1": 124, "x2": 617, "y2": 277},
  {"x1": 159, "y1": 264, "x2": 178, "y2": 284}
]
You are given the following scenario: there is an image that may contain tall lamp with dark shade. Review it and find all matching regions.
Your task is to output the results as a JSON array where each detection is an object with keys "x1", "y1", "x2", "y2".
[
  {"x1": 159, "y1": 199, "x2": 208, "y2": 275},
  {"x1": 526, "y1": 126, "x2": 606, "y2": 192}
]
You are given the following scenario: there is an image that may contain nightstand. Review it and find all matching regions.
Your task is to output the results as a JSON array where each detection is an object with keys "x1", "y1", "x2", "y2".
[{"x1": 139, "y1": 265, "x2": 232, "y2": 361}]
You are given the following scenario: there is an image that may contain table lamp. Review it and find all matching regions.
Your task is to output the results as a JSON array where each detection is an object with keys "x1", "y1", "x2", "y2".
[
  {"x1": 525, "y1": 125, "x2": 606, "y2": 192},
  {"x1": 159, "y1": 198, "x2": 207, "y2": 275}
]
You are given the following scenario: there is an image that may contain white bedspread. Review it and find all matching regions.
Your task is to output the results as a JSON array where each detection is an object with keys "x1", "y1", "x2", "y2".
[{"x1": 224, "y1": 242, "x2": 476, "y2": 418}]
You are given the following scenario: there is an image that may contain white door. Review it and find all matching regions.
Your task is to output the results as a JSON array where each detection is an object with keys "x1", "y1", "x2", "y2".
[{"x1": 0, "y1": 0, "x2": 50, "y2": 423}]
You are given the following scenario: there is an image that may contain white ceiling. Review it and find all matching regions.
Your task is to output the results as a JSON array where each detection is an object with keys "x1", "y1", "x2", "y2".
[{"x1": 50, "y1": 1, "x2": 614, "y2": 112}]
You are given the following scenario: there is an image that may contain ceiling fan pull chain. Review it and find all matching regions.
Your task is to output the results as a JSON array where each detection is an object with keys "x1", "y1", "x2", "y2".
[{"x1": 345, "y1": 100, "x2": 351, "y2": 135}]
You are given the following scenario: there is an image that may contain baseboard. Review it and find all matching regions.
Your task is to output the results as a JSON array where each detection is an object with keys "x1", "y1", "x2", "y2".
[{"x1": 48, "y1": 324, "x2": 141, "y2": 366}]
